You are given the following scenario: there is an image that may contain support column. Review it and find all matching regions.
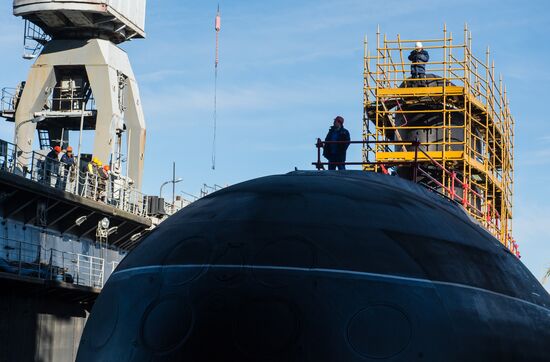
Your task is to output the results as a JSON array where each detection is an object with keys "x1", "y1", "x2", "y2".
[{"x1": 14, "y1": 64, "x2": 55, "y2": 153}]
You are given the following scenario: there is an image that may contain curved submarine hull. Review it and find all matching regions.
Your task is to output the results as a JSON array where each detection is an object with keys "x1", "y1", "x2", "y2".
[{"x1": 77, "y1": 171, "x2": 550, "y2": 361}]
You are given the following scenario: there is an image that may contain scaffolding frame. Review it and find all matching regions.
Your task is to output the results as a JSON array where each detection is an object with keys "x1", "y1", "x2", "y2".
[{"x1": 363, "y1": 25, "x2": 515, "y2": 252}]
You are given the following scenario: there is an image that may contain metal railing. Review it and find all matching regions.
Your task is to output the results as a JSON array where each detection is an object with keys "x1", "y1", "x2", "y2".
[
  {"x1": 313, "y1": 139, "x2": 520, "y2": 258},
  {"x1": 48, "y1": 84, "x2": 96, "y2": 113},
  {"x1": 75, "y1": 254, "x2": 104, "y2": 288},
  {"x1": 2, "y1": 83, "x2": 96, "y2": 116},
  {"x1": 361, "y1": 26, "x2": 514, "y2": 258},
  {"x1": 0, "y1": 237, "x2": 106, "y2": 288},
  {"x1": 0, "y1": 139, "x2": 148, "y2": 217},
  {"x1": 23, "y1": 19, "x2": 50, "y2": 59},
  {"x1": 1, "y1": 87, "x2": 18, "y2": 114}
]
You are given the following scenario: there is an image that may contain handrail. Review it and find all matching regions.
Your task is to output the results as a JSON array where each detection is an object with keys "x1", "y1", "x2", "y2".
[
  {"x1": 0, "y1": 236, "x2": 106, "y2": 288},
  {"x1": 0, "y1": 138, "x2": 148, "y2": 218},
  {"x1": 312, "y1": 138, "x2": 520, "y2": 258}
]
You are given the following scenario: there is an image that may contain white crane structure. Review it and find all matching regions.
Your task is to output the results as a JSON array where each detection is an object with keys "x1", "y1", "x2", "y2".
[{"x1": 11, "y1": 0, "x2": 147, "y2": 189}]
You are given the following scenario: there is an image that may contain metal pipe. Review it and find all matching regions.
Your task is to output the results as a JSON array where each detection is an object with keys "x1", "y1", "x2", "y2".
[
  {"x1": 172, "y1": 161, "x2": 176, "y2": 212},
  {"x1": 413, "y1": 141, "x2": 419, "y2": 182},
  {"x1": 316, "y1": 138, "x2": 322, "y2": 170},
  {"x1": 76, "y1": 108, "x2": 85, "y2": 180}
]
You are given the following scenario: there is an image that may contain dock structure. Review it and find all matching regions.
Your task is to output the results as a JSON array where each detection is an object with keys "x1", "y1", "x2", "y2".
[{"x1": 362, "y1": 25, "x2": 515, "y2": 252}]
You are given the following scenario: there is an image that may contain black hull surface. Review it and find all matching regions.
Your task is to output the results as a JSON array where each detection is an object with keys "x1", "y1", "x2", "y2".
[{"x1": 77, "y1": 171, "x2": 550, "y2": 361}]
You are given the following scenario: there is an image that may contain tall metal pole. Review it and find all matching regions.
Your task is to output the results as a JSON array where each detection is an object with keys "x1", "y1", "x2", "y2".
[
  {"x1": 76, "y1": 109, "x2": 85, "y2": 180},
  {"x1": 172, "y1": 161, "x2": 176, "y2": 212}
]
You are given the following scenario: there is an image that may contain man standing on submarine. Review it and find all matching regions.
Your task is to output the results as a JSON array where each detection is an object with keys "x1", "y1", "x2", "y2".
[{"x1": 323, "y1": 116, "x2": 350, "y2": 170}]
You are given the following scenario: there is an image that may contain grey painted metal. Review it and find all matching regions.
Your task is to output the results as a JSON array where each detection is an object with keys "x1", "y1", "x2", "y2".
[
  {"x1": 13, "y1": 39, "x2": 147, "y2": 189},
  {"x1": 0, "y1": 292, "x2": 88, "y2": 362},
  {"x1": 13, "y1": 0, "x2": 147, "y2": 39}
]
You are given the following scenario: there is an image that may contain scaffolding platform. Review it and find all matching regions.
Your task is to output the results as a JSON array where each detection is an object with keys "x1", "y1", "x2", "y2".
[{"x1": 363, "y1": 25, "x2": 515, "y2": 253}]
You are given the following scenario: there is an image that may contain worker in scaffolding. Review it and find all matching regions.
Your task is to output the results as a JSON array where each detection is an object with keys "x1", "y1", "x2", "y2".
[
  {"x1": 408, "y1": 42, "x2": 430, "y2": 86},
  {"x1": 323, "y1": 116, "x2": 350, "y2": 170}
]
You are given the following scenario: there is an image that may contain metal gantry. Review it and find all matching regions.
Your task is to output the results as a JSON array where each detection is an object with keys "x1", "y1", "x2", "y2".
[{"x1": 363, "y1": 25, "x2": 515, "y2": 253}]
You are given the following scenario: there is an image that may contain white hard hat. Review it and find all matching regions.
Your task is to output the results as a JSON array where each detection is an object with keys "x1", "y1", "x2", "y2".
[{"x1": 415, "y1": 41, "x2": 423, "y2": 49}]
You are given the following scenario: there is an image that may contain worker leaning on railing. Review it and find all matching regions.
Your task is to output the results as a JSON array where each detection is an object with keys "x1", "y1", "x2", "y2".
[
  {"x1": 84, "y1": 157, "x2": 98, "y2": 199},
  {"x1": 97, "y1": 164, "x2": 110, "y2": 202},
  {"x1": 45, "y1": 145, "x2": 61, "y2": 187},
  {"x1": 84, "y1": 157, "x2": 115, "y2": 202},
  {"x1": 59, "y1": 146, "x2": 75, "y2": 190}
]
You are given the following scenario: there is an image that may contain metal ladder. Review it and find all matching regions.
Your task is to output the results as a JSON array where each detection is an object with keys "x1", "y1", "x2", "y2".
[{"x1": 38, "y1": 130, "x2": 50, "y2": 150}]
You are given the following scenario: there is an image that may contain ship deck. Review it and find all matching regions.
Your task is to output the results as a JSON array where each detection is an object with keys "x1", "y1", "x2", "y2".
[{"x1": 0, "y1": 170, "x2": 151, "y2": 250}]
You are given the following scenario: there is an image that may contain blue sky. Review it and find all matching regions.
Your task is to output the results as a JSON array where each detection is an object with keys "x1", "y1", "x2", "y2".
[{"x1": 0, "y1": 0, "x2": 548, "y2": 285}]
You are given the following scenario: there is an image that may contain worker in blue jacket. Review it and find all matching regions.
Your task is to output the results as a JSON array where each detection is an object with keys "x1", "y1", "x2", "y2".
[
  {"x1": 323, "y1": 116, "x2": 350, "y2": 170},
  {"x1": 408, "y1": 42, "x2": 430, "y2": 85}
]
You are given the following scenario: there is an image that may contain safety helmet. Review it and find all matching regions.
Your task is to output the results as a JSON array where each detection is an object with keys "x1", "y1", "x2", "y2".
[
  {"x1": 66, "y1": 146, "x2": 73, "y2": 152},
  {"x1": 415, "y1": 41, "x2": 423, "y2": 49},
  {"x1": 53, "y1": 146, "x2": 61, "y2": 153},
  {"x1": 92, "y1": 157, "x2": 99, "y2": 164},
  {"x1": 104, "y1": 165, "x2": 110, "y2": 171},
  {"x1": 97, "y1": 161, "x2": 103, "y2": 167}
]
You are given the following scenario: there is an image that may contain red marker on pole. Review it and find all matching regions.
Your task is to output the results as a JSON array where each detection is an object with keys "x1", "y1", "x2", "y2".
[{"x1": 215, "y1": 5, "x2": 221, "y2": 68}]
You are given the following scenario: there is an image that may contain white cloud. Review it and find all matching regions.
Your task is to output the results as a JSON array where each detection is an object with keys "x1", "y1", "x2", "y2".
[
  {"x1": 140, "y1": 78, "x2": 356, "y2": 130},
  {"x1": 139, "y1": 69, "x2": 187, "y2": 83}
]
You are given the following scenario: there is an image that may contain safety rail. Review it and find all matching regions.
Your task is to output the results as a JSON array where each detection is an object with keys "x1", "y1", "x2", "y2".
[
  {"x1": 365, "y1": 28, "x2": 511, "y2": 130},
  {"x1": 0, "y1": 237, "x2": 106, "y2": 288},
  {"x1": 1, "y1": 87, "x2": 18, "y2": 114},
  {"x1": 362, "y1": 25, "x2": 514, "y2": 254},
  {"x1": 364, "y1": 26, "x2": 514, "y2": 161},
  {"x1": 48, "y1": 85, "x2": 96, "y2": 112},
  {"x1": 1, "y1": 83, "x2": 96, "y2": 116},
  {"x1": 313, "y1": 138, "x2": 520, "y2": 258},
  {"x1": 0, "y1": 139, "x2": 148, "y2": 217},
  {"x1": 23, "y1": 19, "x2": 50, "y2": 59}
]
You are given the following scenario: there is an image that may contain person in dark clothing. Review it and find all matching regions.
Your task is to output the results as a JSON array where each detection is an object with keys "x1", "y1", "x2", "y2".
[
  {"x1": 60, "y1": 146, "x2": 75, "y2": 190},
  {"x1": 97, "y1": 164, "x2": 110, "y2": 202},
  {"x1": 408, "y1": 42, "x2": 430, "y2": 85},
  {"x1": 45, "y1": 145, "x2": 61, "y2": 187},
  {"x1": 60, "y1": 146, "x2": 75, "y2": 166},
  {"x1": 323, "y1": 116, "x2": 350, "y2": 170}
]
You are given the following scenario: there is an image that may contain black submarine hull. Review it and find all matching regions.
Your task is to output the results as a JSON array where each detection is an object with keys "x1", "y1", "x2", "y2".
[{"x1": 77, "y1": 171, "x2": 550, "y2": 361}]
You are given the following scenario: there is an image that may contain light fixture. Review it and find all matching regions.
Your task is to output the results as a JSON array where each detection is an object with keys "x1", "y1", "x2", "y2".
[
  {"x1": 160, "y1": 178, "x2": 183, "y2": 198},
  {"x1": 130, "y1": 232, "x2": 142, "y2": 242},
  {"x1": 100, "y1": 217, "x2": 110, "y2": 229},
  {"x1": 75, "y1": 215, "x2": 87, "y2": 226},
  {"x1": 14, "y1": 115, "x2": 47, "y2": 146},
  {"x1": 32, "y1": 115, "x2": 46, "y2": 123}
]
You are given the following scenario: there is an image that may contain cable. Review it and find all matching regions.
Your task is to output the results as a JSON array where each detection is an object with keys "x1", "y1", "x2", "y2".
[
  {"x1": 212, "y1": 64, "x2": 218, "y2": 170},
  {"x1": 212, "y1": 6, "x2": 221, "y2": 170}
]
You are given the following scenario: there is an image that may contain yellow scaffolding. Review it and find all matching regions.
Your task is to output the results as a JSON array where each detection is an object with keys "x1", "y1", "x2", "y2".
[{"x1": 363, "y1": 25, "x2": 515, "y2": 251}]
